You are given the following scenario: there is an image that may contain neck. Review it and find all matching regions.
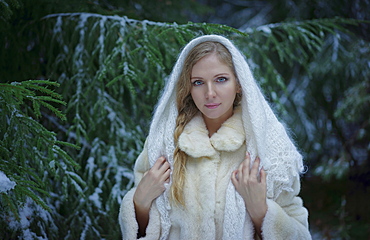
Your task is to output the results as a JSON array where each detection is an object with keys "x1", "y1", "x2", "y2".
[
  {"x1": 204, "y1": 118, "x2": 223, "y2": 137},
  {"x1": 202, "y1": 107, "x2": 234, "y2": 137}
]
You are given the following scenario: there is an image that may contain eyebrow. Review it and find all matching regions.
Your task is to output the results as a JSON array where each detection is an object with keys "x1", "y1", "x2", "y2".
[{"x1": 190, "y1": 73, "x2": 230, "y2": 79}]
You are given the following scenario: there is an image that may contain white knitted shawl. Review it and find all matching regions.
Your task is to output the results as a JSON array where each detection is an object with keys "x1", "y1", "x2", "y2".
[{"x1": 146, "y1": 35, "x2": 304, "y2": 239}]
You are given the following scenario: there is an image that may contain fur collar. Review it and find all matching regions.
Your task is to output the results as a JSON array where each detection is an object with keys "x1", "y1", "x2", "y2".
[{"x1": 178, "y1": 107, "x2": 245, "y2": 158}]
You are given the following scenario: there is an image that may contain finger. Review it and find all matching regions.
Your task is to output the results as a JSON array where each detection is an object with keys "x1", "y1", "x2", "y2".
[
  {"x1": 165, "y1": 176, "x2": 170, "y2": 183},
  {"x1": 157, "y1": 161, "x2": 170, "y2": 178},
  {"x1": 162, "y1": 168, "x2": 171, "y2": 182},
  {"x1": 161, "y1": 160, "x2": 170, "y2": 170},
  {"x1": 260, "y1": 167, "x2": 267, "y2": 185},
  {"x1": 153, "y1": 156, "x2": 166, "y2": 170},
  {"x1": 231, "y1": 170, "x2": 238, "y2": 186},
  {"x1": 241, "y1": 152, "x2": 251, "y2": 177},
  {"x1": 250, "y1": 156, "x2": 260, "y2": 178}
]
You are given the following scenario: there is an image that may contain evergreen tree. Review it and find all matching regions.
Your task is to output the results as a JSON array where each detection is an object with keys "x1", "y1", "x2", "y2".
[{"x1": 1, "y1": 0, "x2": 369, "y2": 239}]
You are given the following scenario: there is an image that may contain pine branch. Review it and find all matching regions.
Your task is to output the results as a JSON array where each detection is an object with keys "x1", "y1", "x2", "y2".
[{"x1": 0, "y1": 79, "x2": 82, "y2": 226}]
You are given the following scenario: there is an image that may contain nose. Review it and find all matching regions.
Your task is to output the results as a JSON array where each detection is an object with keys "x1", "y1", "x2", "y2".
[{"x1": 205, "y1": 84, "x2": 216, "y2": 99}]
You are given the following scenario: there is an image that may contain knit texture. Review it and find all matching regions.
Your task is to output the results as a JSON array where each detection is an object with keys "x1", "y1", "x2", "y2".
[{"x1": 146, "y1": 35, "x2": 304, "y2": 239}]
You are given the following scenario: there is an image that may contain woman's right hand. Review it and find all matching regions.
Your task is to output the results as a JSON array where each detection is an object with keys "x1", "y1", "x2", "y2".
[
  {"x1": 133, "y1": 156, "x2": 170, "y2": 237},
  {"x1": 133, "y1": 156, "x2": 171, "y2": 210}
]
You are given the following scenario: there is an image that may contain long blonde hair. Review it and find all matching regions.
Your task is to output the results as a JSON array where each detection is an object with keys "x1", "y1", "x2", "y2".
[{"x1": 171, "y1": 41, "x2": 241, "y2": 205}]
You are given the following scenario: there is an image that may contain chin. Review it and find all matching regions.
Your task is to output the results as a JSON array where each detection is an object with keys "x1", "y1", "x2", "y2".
[{"x1": 203, "y1": 111, "x2": 225, "y2": 120}]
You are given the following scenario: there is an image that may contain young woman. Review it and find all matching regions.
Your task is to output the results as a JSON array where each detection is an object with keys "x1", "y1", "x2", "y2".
[{"x1": 119, "y1": 35, "x2": 311, "y2": 240}]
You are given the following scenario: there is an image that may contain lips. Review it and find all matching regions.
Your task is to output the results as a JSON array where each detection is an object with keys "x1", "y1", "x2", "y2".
[{"x1": 205, "y1": 103, "x2": 221, "y2": 109}]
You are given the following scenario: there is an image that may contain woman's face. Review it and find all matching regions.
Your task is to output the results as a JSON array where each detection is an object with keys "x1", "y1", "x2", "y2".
[{"x1": 190, "y1": 53, "x2": 239, "y2": 124}]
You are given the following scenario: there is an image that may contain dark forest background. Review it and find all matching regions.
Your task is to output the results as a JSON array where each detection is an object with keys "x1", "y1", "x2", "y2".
[{"x1": 1, "y1": 0, "x2": 369, "y2": 239}]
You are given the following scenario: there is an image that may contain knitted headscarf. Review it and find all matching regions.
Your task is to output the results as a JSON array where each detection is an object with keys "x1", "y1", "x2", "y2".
[{"x1": 146, "y1": 35, "x2": 304, "y2": 239}]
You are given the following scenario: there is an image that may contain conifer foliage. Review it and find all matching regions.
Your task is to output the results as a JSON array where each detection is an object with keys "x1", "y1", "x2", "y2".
[
  {"x1": 0, "y1": 4, "x2": 368, "y2": 239},
  {"x1": 0, "y1": 80, "x2": 81, "y2": 238}
]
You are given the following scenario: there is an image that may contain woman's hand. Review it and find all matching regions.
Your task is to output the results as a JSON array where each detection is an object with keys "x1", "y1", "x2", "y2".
[
  {"x1": 231, "y1": 152, "x2": 267, "y2": 235},
  {"x1": 133, "y1": 156, "x2": 171, "y2": 237},
  {"x1": 134, "y1": 156, "x2": 171, "y2": 209}
]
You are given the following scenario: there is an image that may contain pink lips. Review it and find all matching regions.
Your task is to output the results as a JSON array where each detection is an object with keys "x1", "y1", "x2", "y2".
[{"x1": 205, "y1": 103, "x2": 221, "y2": 109}]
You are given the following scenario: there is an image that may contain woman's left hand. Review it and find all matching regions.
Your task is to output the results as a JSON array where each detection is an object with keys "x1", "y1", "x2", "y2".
[{"x1": 231, "y1": 152, "x2": 267, "y2": 232}]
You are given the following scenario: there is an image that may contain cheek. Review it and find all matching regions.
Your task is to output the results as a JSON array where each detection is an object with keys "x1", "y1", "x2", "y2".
[
  {"x1": 219, "y1": 85, "x2": 237, "y2": 97},
  {"x1": 190, "y1": 90, "x2": 202, "y2": 103}
]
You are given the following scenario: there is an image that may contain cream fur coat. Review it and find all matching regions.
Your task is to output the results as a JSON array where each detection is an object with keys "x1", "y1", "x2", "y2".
[{"x1": 119, "y1": 108, "x2": 311, "y2": 240}]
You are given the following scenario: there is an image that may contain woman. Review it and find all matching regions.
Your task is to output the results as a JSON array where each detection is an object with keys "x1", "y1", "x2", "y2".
[{"x1": 119, "y1": 35, "x2": 311, "y2": 240}]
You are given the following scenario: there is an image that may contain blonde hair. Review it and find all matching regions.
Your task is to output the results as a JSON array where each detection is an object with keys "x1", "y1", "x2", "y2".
[{"x1": 171, "y1": 41, "x2": 241, "y2": 205}]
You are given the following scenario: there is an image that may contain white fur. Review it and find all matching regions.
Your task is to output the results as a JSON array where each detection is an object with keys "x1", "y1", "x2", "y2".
[{"x1": 119, "y1": 109, "x2": 311, "y2": 239}]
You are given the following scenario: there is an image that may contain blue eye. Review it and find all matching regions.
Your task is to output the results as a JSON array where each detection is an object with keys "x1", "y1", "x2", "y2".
[
  {"x1": 192, "y1": 80, "x2": 203, "y2": 86},
  {"x1": 216, "y1": 77, "x2": 228, "y2": 83}
]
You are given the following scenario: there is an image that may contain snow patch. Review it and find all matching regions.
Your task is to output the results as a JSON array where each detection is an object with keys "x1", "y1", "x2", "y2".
[
  {"x1": 0, "y1": 171, "x2": 16, "y2": 193},
  {"x1": 89, "y1": 187, "x2": 103, "y2": 209},
  {"x1": 257, "y1": 25, "x2": 271, "y2": 34}
]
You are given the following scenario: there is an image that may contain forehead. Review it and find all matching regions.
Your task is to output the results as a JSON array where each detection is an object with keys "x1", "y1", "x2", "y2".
[{"x1": 191, "y1": 54, "x2": 231, "y2": 74}]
